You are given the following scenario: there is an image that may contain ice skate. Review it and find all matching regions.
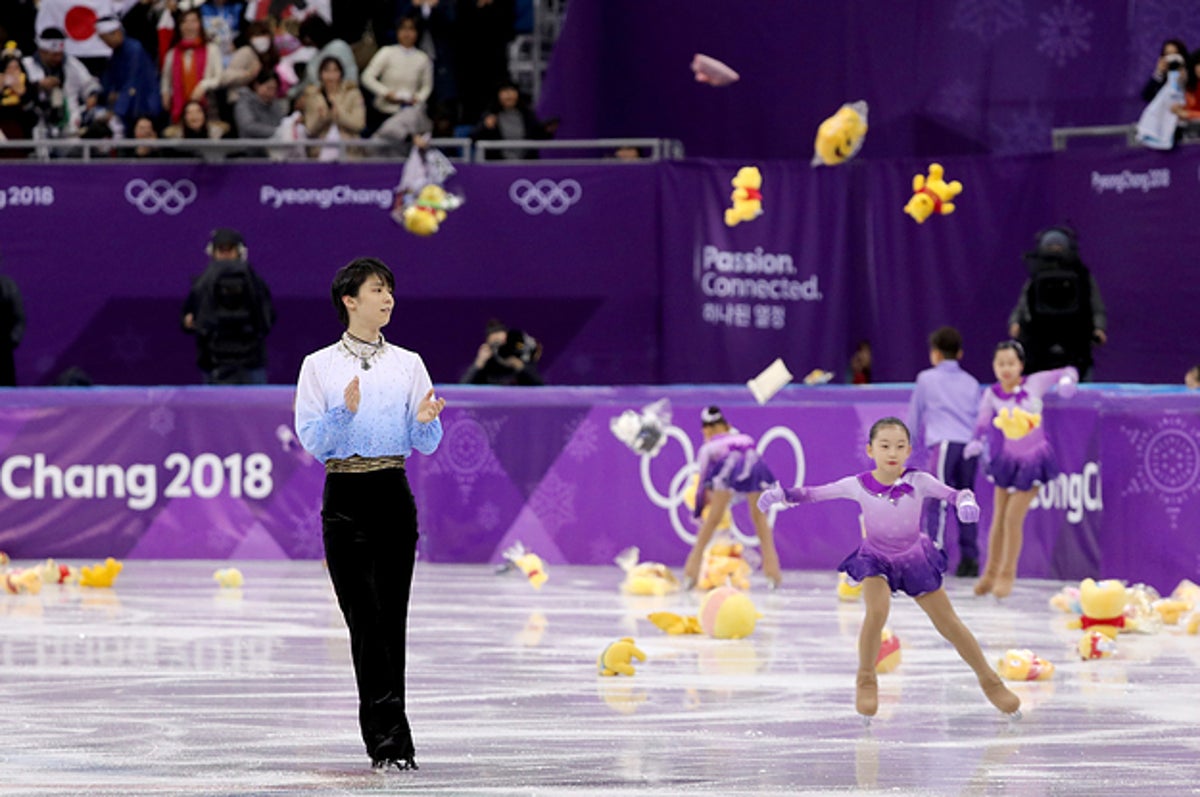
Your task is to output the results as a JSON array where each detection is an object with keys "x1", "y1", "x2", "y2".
[{"x1": 855, "y1": 671, "x2": 879, "y2": 717}]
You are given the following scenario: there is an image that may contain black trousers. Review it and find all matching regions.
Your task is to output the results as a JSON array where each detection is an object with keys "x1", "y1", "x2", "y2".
[{"x1": 322, "y1": 467, "x2": 419, "y2": 761}]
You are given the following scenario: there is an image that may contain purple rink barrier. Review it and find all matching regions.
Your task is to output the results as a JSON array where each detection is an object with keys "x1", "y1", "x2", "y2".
[{"x1": 1, "y1": 384, "x2": 1197, "y2": 594}]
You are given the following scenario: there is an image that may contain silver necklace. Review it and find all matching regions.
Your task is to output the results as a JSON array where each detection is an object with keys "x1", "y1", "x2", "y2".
[{"x1": 340, "y1": 332, "x2": 386, "y2": 371}]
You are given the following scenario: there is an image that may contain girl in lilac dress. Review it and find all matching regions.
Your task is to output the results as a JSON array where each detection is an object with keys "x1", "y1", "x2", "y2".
[
  {"x1": 683, "y1": 406, "x2": 782, "y2": 588},
  {"x1": 965, "y1": 341, "x2": 1078, "y2": 598},
  {"x1": 758, "y1": 417, "x2": 1020, "y2": 719}
]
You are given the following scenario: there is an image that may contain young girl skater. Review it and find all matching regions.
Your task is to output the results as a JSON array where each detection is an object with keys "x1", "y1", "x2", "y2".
[
  {"x1": 758, "y1": 417, "x2": 1020, "y2": 719},
  {"x1": 683, "y1": 406, "x2": 783, "y2": 589},
  {"x1": 965, "y1": 341, "x2": 1078, "y2": 598}
]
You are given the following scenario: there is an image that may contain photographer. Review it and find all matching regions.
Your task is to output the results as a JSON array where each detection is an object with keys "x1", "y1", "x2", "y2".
[
  {"x1": 460, "y1": 319, "x2": 545, "y2": 386},
  {"x1": 1007, "y1": 227, "x2": 1107, "y2": 381},
  {"x1": 1141, "y1": 39, "x2": 1188, "y2": 104}
]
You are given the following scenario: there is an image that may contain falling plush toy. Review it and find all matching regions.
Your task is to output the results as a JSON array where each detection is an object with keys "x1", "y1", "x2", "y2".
[
  {"x1": 609, "y1": 398, "x2": 672, "y2": 458},
  {"x1": 803, "y1": 369, "x2": 834, "y2": 386},
  {"x1": 615, "y1": 547, "x2": 680, "y2": 596},
  {"x1": 998, "y1": 649, "x2": 1055, "y2": 681},
  {"x1": 724, "y1": 166, "x2": 763, "y2": 227},
  {"x1": 993, "y1": 407, "x2": 1041, "y2": 440},
  {"x1": 812, "y1": 101, "x2": 869, "y2": 167},
  {"x1": 837, "y1": 572, "x2": 864, "y2": 602},
  {"x1": 698, "y1": 586, "x2": 759, "y2": 639},
  {"x1": 78, "y1": 557, "x2": 123, "y2": 588},
  {"x1": 502, "y1": 541, "x2": 548, "y2": 589},
  {"x1": 598, "y1": 637, "x2": 646, "y2": 676},
  {"x1": 691, "y1": 53, "x2": 739, "y2": 86},
  {"x1": 213, "y1": 568, "x2": 245, "y2": 589},
  {"x1": 903, "y1": 163, "x2": 962, "y2": 223},
  {"x1": 647, "y1": 611, "x2": 702, "y2": 635},
  {"x1": 3, "y1": 568, "x2": 43, "y2": 595},
  {"x1": 875, "y1": 629, "x2": 901, "y2": 673},
  {"x1": 391, "y1": 141, "x2": 463, "y2": 236}
]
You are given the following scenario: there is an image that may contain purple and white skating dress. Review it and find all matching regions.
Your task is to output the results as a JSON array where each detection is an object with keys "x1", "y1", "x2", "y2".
[
  {"x1": 693, "y1": 431, "x2": 776, "y2": 517},
  {"x1": 973, "y1": 367, "x2": 1076, "y2": 492},
  {"x1": 783, "y1": 469, "x2": 972, "y2": 597}
]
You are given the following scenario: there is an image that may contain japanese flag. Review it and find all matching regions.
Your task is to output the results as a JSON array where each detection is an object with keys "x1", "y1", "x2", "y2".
[{"x1": 35, "y1": 0, "x2": 140, "y2": 59}]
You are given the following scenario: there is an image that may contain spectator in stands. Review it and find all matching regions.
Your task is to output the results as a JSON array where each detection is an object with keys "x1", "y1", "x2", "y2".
[
  {"x1": 98, "y1": 14, "x2": 163, "y2": 132},
  {"x1": 302, "y1": 55, "x2": 366, "y2": 160},
  {"x1": 221, "y1": 21, "x2": 280, "y2": 108},
  {"x1": 850, "y1": 340, "x2": 872, "y2": 384},
  {"x1": 0, "y1": 254, "x2": 24, "y2": 386},
  {"x1": 297, "y1": 15, "x2": 357, "y2": 90},
  {"x1": 1186, "y1": 365, "x2": 1200, "y2": 389},
  {"x1": 459, "y1": 319, "x2": 545, "y2": 386},
  {"x1": 200, "y1": 0, "x2": 247, "y2": 68},
  {"x1": 164, "y1": 99, "x2": 229, "y2": 160},
  {"x1": 1141, "y1": 39, "x2": 1188, "y2": 103},
  {"x1": 1008, "y1": 226, "x2": 1107, "y2": 380},
  {"x1": 0, "y1": 42, "x2": 36, "y2": 152},
  {"x1": 161, "y1": 9, "x2": 224, "y2": 126},
  {"x1": 454, "y1": 0, "x2": 516, "y2": 125},
  {"x1": 470, "y1": 81, "x2": 555, "y2": 160},
  {"x1": 1170, "y1": 49, "x2": 1200, "y2": 133},
  {"x1": 362, "y1": 15, "x2": 433, "y2": 150},
  {"x1": 127, "y1": 114, "x2": 163, "y2": 158},
  {"x1": 22, "y1": 28, "x2": 98, "y2": 140},
  {"x1": 181, "y1": 228, "x2": 276, "y2": 385},
  {"x1": 234, "y1": 68, "x2": 284, "y2": 154},
  {"x1": 401, "y1": 0, "x2": 459, "y2": 122}
]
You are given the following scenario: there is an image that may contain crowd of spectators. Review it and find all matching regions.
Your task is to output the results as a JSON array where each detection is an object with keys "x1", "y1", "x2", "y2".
[{"x1": 0, "y1": 0, "x2": 557, "y2": 160}]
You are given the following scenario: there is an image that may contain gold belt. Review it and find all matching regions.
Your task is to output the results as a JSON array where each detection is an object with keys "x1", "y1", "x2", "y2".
[{"x1": 325, "y1": 455, "x2": 407, "y2": 474}]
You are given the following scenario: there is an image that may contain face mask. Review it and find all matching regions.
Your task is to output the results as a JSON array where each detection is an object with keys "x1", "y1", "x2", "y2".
[{"x1": 251, "y1": 37, "x2": 271, "y2": 54}]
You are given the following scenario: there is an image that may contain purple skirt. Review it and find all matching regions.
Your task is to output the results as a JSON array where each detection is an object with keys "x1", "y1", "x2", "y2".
[
  {"x1": 702, "y1": 449, "x2": 776, "y2": 495},
  {"x1": 838, "y1": 534, "x2": 947, "y2": 597},
  {"x1": 986, "y1": 448, "x2": 1059, "y2": 492}
]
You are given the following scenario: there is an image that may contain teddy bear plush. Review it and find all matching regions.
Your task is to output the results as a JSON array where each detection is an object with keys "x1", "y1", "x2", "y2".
[
  {"x1": 903, "y1": 163, "x2": 963, "y2": 223},
  {"x1": 1068, "y1": 578, "x2": 1132, "y2": 639},
  {"x1": 697, "y1": 539, "x2": 753, "y2": 591},
  {"x1": 598, "y1": 637, "x2": 647, "y2": 676},
  {"x1": 647, "y1": 611, "x2": 702, "y2": 635},
  {"x1": 3, "y1": 568, "x2": 43, "y2": 595},
  {"x1": 399, "y1": 184, "x2": 462, "y2": 237},
  {"x1": 812, "y1": 101, "x2": 869, "y2": 167},
  {"x1": 213, "y1": 568, "x2": 245, "y2": 589},
  {"x1": 615, "y1": 547, "x2": 679, "y2": 596},
  {"x1": 35, "y1": 558, "x2": 77, "y2": 585},
  {"x1": 502, "y1": 542, "x2": 548, "y2": 589},
  {"x1": 724, "y1": 166, "x2": 763, "y2": 227},
  {"x1": 993, "y1": 407, "x2": 1042, "y2": 440},
  {"x1": 998, "y1": 649, "x2": 1055, "y2": 680},
  {"x1": 78, "y1": 557, "x2": 123, "y2": 588}
]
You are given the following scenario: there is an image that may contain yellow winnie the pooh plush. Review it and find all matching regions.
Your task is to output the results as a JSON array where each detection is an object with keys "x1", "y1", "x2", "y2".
[
  {"x1": 598, "y1": 637, "x2": 647, "y2": 676},
  {"x1": 812, "y1": 101, "x2": 869, "y2": 166},
  {"x1": 903, "y1": 163, "x2": 963, "y2": 223},
  {"x1": 724, "y1": 166, "x2": 763, "y2": 227},
  {"x1": 1068, "y1": 578, "x2": 1131, "y2": 639},
  {"x1": 79, "y1": 557, "x2": 123, "y2": 588},
  {"x1": 993, "y1": 407, "x2": 1041, "y2": 440}
]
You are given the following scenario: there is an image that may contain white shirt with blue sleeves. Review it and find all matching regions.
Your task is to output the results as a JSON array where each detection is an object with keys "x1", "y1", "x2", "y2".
[{"x1": 294, "y1": 341, "x2": 443, "y2": 463}]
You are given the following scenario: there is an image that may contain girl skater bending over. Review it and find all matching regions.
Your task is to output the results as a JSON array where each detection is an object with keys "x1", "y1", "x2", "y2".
[
  {"x1": 683, "y1": 406, "x2": 783, "y2": 589},
  {"x1": 758, "y1": 417, "x2": 1020, "y2": 719},
  {"x1": 965, "y1": 341, "x2": 1078, "y2": 598}
]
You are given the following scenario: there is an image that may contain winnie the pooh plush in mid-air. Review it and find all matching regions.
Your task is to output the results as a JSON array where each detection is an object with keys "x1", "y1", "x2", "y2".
[
  {"x1": 993, "y1": 406, "x2": 1042, "y2": 440},
  {"x1": 903, "y1": 163, "x2": 963, "y2": 223},
  {"x1": 724, "y1": 166, "x2": 763, "y2": 227},
  {"x1": 811, "y1": 101, "x2": 869, "y2": 167}
]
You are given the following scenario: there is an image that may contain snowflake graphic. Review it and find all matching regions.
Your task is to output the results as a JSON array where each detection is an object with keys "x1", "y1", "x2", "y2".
[
  {"x1": 929, "y1": 79, "x2": 981, "y2": 122},
  {"x1": 527, "y1": 471, "x2": 577, "y2": 534},
  {"x1": 423, "y1": 411, "x2": 507, "y2": 501},
  {"x1": 476, "y1": 501, "x2": 501, "y2": 531},
  {"x1": 1036, "y1": 0, "x2": 1093, "y2": 67},
  {"x1": 563, "y1": 417, "x2": 600, "y2": 462},
  {"x1": 147, "y1": 405, "x2": 176, "y2": 437},
  {"x1": 950, "y1": 0, "x2": 1027, "y2": 40},
  {"x1": 990, "y1": 104, "x2": 1054, "y2": 154},
  {"x1": 1120, "y1": 415, "x2": 1200, "y2": 528}
]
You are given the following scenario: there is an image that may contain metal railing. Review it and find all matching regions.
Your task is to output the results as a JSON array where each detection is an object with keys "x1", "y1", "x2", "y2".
[
  {"x1": 0, "y1": 136, "x2": 685, "y2": 164},
  {"x1": 1050, "y1": 124, "x2": 1138, "y2": 151}
]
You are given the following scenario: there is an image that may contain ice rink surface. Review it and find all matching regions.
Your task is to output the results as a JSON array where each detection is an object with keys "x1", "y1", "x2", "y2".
[{"x1": 2, "y1": 561, "x2": 1197, "y2": 796}]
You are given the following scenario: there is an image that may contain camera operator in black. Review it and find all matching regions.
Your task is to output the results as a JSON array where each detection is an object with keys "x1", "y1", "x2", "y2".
[
  {"x1": 1007, "y1": 227, "x2": 1107, "y2": 381},
  {"x1": 181, "y1": 228, "x2": 276, "y2": 384},
  {"x1": 459, "y1": 318, "x2": 544, "y2": 385}
]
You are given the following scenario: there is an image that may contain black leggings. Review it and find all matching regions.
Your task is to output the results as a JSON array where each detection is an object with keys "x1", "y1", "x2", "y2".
[{"x1": 322, "y1": 467, "x2": 419, "y2": 760}]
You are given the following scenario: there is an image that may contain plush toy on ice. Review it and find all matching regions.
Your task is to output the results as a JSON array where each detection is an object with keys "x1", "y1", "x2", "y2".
[
  {"x1": 875, "y1": 629, "x2": 901, "y2": 673},
  {"x1": 391, "y1": 140, "x2": 463, "y2": 236},
  {"x1": 598, "y1": 637, "x2": 646, "y2": 676},
  {"x1": 214, "y1": 568, "x2": 245, "y2": 589},
  {"x1": 724, "y1": 166, "x2": 763, "y2": 227},
  {"x1": 502, "y1": 541, "x2": 548, "y2": 589},
  {"x1": 696, "y1": 537, "x2": 755, "y2": 592},
  {"x1": 35, "y1": 558, "x2": 77, "y2": 585},
  {"x1": 998, "y1": 649, "x2": 1055, "y2": 680},
  {"x1": 79, "y1": 558, "x2": 123, "y2": 588},
  {"x1": 812, "y1": 101, "x2": 869, "y2": 167},
  {"x1": 699, "y1": 586, "x2": 759, "y2": 639},
  {"x1": 609, "y1": 398, "x2": 672, "y2": 457},
  {"x1": 1068, "y1": 577, "x2": 1133, "y2": 638},
  {"x1": 3, "y1": 568, "x2": 43, "y2": 595},
  {"x1": 903, "y1": 163, "x2": 962, "y2": 223},
  {"x1": 615, "y1": 547, "x2": 680, "y2": 596}
]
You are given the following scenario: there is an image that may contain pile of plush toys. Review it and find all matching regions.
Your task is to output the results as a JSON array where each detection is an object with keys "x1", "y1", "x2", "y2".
[{"x1": 1048, "y1": 576, "x2": 1200, "y2": 661}]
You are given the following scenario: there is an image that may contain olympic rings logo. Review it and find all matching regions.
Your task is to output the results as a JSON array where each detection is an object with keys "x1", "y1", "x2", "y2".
[
  {"x1": 123, "y1": 179, "x2": 198, "y2": 216},
  {"x1": 639, "y1": 425, "x2": 806, "y2": 546},
  {"x1": 508, "y1": 178, "x2": 582, "y2": 215}
]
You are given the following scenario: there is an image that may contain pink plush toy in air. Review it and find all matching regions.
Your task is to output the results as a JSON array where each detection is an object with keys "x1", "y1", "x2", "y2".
[{"x1": 691, "y1": 54, "x2": 740, "y2": 86}]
